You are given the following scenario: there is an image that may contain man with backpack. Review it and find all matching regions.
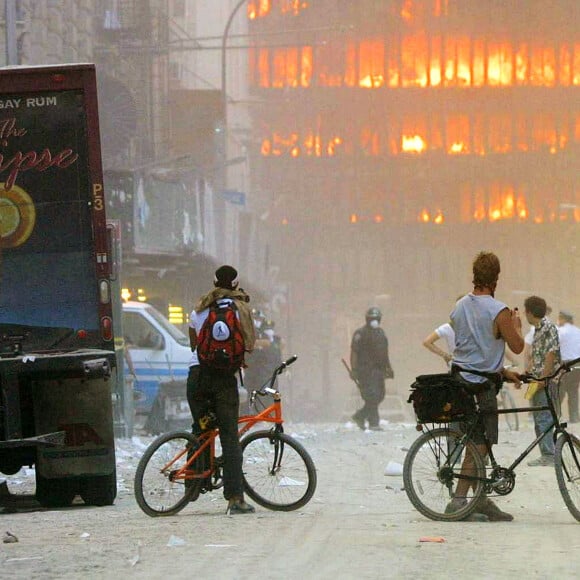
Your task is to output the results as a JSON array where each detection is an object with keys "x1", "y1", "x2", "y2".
[{"x1": 186, "y1": 265, "x2": 256, "y2": 514}]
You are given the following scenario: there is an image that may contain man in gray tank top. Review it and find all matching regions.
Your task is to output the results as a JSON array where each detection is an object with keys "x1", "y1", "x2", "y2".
[{"x1": 447, "y1": 251, "x2": 524, "y2": 522}]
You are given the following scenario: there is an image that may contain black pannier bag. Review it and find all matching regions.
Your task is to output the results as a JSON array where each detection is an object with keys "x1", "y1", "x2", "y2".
[{"x1": 407, "y1": 373, "x2": 476, "y2": 423}]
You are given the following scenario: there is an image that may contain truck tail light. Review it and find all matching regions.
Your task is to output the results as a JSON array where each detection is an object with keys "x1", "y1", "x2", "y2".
[{"x1": 101, "y1": 316, "x2": 113, "y2": 341}]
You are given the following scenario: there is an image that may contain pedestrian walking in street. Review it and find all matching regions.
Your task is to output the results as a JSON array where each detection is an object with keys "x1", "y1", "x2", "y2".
[
  {"x1": 556, "y1": 310, "x2": 580, "y2": 423},
  {"x1": 422, "y1": 322, "x2": 455, "y2": 368},
  {"x1": 186, "y1": 265, "x2": 257, "y2": 514},
  {"x1": 350, "y1": 307, "x2": 394, "y2": 431},
  {"x1": 524, "y1": 296, "x2": 561, "y2": 466}
]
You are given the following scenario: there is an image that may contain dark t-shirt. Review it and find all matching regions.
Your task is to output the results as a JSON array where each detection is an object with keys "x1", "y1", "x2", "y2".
[{"x1": 351, "y1": 325, "x2": 391, "y2": 374}]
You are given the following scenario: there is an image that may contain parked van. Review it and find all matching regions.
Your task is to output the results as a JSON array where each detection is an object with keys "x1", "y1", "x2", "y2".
[
  {"x1": 122, "y1": 301, "x2": 191, "y2": 415},
  {"x1": 122, "y1": 301, "x2": 248, "y2": 427}
]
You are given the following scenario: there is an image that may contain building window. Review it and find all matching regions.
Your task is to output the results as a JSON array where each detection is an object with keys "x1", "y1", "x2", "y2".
[
  {"x1": 259, "y1": 112, "x2": 579, "y2": 158},
  {"x1": 249, "y1": 37, "x2": 580, "y2": 89}
]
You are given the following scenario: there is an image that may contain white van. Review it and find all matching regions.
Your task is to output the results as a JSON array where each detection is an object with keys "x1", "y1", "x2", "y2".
[{"x1": 121, "y1": 301, "x2": 247, "y2": 422}]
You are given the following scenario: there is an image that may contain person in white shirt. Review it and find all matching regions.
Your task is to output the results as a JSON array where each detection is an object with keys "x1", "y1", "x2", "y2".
[
  {"x1": 557, "y1": 310, "x2": 580, "y2": 423},
  {"x1": 422, "y1": 323, "x2": 455, "y2": 368},
  {"x1": 423, "y1": 296, "x2": 465, "y2": 368}
]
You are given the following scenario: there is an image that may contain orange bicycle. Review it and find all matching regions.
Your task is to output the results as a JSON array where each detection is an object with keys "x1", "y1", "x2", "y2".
[{"x1": 134, "y1": 355, "x2": 317, "y2": 516}]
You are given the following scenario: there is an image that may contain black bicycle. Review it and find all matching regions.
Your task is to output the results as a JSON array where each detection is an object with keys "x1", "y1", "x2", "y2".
[{"x1": 403, "y1": 360, "x2": 580, "y2": 522}]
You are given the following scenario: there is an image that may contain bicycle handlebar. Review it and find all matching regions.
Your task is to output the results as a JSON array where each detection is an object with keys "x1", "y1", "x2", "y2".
[
  {"x1": 520, "y1": 355, "x2": 580, "y2": 383},
  {"x1": 277, "y1": 355, "x2": 298, "y2": 374},
  {"x1": 252, "y1": 355, "x2": 298, "y2": 399}
]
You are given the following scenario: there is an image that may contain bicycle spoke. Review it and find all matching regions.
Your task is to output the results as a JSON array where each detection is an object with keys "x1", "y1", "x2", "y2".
[
  {"x1": 403, "y1": 426, "x2": 485, "y2": 521},
  {"x1": 242, "y1": 431, "x2": 316, "y2": 511},
  {"x1": 134, "y1": 432, "x2": 200, "y2": 517}
]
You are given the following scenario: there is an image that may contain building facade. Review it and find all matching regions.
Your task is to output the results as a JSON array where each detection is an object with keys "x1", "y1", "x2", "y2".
[{"x1": 245, "y1": 0, "x2": 580, "y2": 419}]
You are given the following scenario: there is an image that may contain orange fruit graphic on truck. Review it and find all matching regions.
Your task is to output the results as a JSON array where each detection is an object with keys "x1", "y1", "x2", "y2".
[{"x1": 0, "y1": 183, "x2": 36, "y2": 248}]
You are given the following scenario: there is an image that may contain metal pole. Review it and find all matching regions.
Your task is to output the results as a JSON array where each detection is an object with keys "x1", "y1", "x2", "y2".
[
  {"x1": 5, "y1": 0, "x2": 18, "y2": 65},
  {"x1": 221, "y1": 0, "x2": 247, "y2": 128}
]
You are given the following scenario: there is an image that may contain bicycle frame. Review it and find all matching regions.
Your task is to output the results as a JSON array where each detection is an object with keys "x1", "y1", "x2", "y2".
[
  {"x1": 161, "y1": 381, "x2": 287, "y2": 484},
  {"x1": 442, "y1": 371, "x2": 570, "y2": 484},
  {"x1": 156, "y1": 355, "x2": 299, "y2": 486}
]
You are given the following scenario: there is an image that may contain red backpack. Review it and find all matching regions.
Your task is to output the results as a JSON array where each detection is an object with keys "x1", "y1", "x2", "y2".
[{"x1": 197, "y1": 300, "x2": 245, "y2": 372}]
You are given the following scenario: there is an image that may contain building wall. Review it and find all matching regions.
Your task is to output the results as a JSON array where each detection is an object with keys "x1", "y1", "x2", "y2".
[
  {"x1": 247, "y1": 0, "x2": 580, "y2": 420},
  {"x1": 2, "y1": 1, "x2": 270, "y2": 319}
]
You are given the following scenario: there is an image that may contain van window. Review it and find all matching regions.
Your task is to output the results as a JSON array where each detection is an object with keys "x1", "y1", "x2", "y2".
[{"x1": 123, "y1": 311, "x2": 164, "y2": 349}]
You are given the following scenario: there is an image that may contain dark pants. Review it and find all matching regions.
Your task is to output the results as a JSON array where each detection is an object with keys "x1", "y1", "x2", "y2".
[
  {"x1": 186, "y1": 365, "x2": 243, "y2": 500},
  {"x1": 559, "y1": 367, "x2": 580, "y2": 423},
  {"x1": 353, "y1": 369, "x2": 385, "y2": 427},
  {"x1": 458, "y1": 382, "x2": 499, "y2": 445},
  {"x1": 532, "y1": 381, "x2": 557, "y2": 456}
]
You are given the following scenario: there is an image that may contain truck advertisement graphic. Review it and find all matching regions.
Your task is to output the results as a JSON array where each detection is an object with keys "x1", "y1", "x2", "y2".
[
  {"x1": 0, "y1": 89, "x2": 103, "y2": 337},
  {"x1": 0, "y1": 65, "x2": 117, "y2": 508}
]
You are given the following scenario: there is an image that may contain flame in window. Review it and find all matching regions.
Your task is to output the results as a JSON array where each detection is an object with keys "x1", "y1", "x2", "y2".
[
  {"x1": 279, "y1": 188, "x2": 575, "y2": 226},
  {"x1": 248, "y1": 0, "x2": 271, "y2": 20},
  {"x1": 250, "y1": 38, "x2": 580, "y2": 88},
  {"x1": 261, "y1": 111, "x2": 577, "y2": 158},
  {"x1": 399, "y1": 0, "x2": 449, "y2": 21},
  {"x1": 261, "y1": 130, "x2": 343, "y2": 157},
  {"x1": 301, "y1": 47, "x2": 312, "y2": 87},
  {"x1": 402, "y1": 135, "x2": 427, "y2": 153},
  {"x1": 401, "y1": 0, "x2": 414, "y2": 22},
  {"x1": 517, "y1": 197, "x2": 528, "y2": 220},
  {"x1": 248, "y1": 0, "x2": 308, "y2": 19},
  {"x1": 273, "y1": 47, "x2": 299, "y2": 88},
  {"x1": 327, "y1": 136, "x2": 343, "y2": 156},
  {"x1": 281, "y1": 0, "x2": 309, "y2": 15},
  {"x1": 417, "y1": 209, "x2": 445, "y2": 224},
  {"x1": 359, "y1": 41, "x2": 385, "y2": 88}
]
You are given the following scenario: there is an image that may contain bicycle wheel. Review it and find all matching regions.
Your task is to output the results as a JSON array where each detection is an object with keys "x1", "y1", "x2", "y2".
[
  {"x1": 241, "y1": 430, "x2": 317, "y2": 511},
  {"x1": 403, "y1": 426, "x2": 486, "y2": 521},
  {"x1": 498, "y1": 389, "x2": 519, "y2": 431},
  {"x1": 134, "y1": 431, "x2": 200, "y2": 517},
  {"x1": 554, "y1": 433, "x2": 580, "y2": 522}
]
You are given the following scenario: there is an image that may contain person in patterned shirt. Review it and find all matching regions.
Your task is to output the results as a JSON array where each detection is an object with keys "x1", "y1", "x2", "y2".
[{"x1": 524, "y1": 295, "x2": 561, "y2": 466}]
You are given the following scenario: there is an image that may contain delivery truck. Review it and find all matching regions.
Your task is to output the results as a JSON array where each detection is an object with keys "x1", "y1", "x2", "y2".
[{"x1": 0, "y1": 64, "x2": 117, "y2": 507}]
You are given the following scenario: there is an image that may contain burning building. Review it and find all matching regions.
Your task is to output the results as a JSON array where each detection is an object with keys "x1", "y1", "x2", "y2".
[{"x1": 243, "y1": 0, "x2": 579, "y2": 419}]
